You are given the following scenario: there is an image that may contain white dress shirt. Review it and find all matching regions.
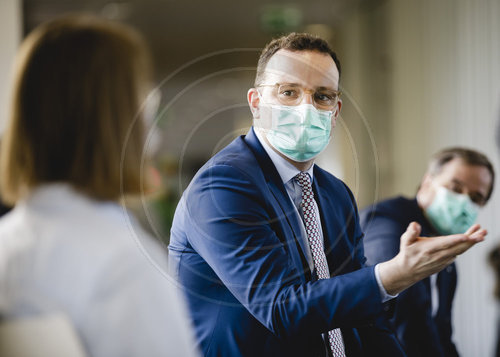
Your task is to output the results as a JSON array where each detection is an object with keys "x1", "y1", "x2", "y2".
[
  {"x1": 0, "y1": 184, "x2": 199, "y2": 357},
  {"x1": 255, "y1": 129, "x2": 395, "y2": 302},
  {"x1": 430, "y1": 273, "x2": 439, "y2": 317}
]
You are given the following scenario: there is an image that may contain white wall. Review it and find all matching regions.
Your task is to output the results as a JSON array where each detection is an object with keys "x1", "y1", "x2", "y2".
[
  {"x1": 388, "y1": 1, "x2": 500, "y2": 355},
  {"x1": 0, "y1": 0, "x2": 22, "y2": 134}
]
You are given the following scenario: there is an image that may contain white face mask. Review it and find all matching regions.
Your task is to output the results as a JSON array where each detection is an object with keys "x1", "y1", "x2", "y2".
[
  {"x1": 263, "y1": 103, "x2": 333, "y2": 162},
  {"x1": 425, "y1": 186, "x2": 480, "y2": 235}
]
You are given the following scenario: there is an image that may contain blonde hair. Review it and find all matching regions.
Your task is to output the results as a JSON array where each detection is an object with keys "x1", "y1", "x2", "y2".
[{"x1": 0, "y1": 14, "x2": 152, "y2": 204}]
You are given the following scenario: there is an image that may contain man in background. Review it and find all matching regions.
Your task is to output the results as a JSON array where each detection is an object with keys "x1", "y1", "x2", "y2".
[{"x1": 361, "y1": 147, "x2": 494, "y2": 356}]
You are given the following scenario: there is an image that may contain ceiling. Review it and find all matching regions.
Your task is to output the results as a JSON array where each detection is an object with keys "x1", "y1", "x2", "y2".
[{"x1": 23, "y1": 0, "x2": 381, "y2": 74}]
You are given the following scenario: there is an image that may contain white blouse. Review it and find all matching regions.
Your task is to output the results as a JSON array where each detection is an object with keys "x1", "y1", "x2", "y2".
[{"x1": 0, "y1": 184, "x2": 198, "y2": 357}]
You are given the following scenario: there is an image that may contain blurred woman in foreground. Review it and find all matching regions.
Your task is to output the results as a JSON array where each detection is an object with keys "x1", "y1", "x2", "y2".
[{"x1": 0, "y1": 15, "x2": 197, "y2": 356}]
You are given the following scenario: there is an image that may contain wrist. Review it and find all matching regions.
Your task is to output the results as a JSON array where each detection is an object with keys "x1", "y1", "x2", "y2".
[{"x1": 378, "y1": 257, "x2": 410, "y2": 295}]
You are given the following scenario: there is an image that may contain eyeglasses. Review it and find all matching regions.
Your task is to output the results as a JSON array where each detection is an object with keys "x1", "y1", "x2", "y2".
[{"x1": 256, "y1": 83, "x2": 341, "y2": 110}]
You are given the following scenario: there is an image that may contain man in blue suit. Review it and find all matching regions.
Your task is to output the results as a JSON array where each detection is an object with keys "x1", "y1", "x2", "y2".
[
  {"x1": 360, "y1": 148, "x2": 494, "y2": 356},
  {"x1": 169, "y1": 33, "x2": 487, "y2": 356}
]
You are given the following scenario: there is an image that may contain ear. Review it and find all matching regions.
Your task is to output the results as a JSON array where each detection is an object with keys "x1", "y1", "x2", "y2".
[
  {"x1": 420, "y1": 173, "x2": 433, "y2": 189},
  {"x1": 247, "y1": 88, "x2": 260, "y2": 119},
  {"x1": 333, "y1": 98, "x2": 342, "y2": 120},
  {"x1": 416, "y1": 173, "x2": 435, "y2": 209},
  {"x1": 330, "y1": 99, "x2": 342, "y2": 130}
]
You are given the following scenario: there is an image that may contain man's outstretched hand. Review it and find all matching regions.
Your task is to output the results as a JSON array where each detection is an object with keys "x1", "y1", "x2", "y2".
[{"x1": 378, "y1": 222, "x2": 487, "y2": 295}]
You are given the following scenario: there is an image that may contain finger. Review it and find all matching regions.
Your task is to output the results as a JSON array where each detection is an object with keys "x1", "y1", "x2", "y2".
[
  {"x1": 400, "y1": 222, "x2": 421, "y2": 247},
  {"x1": 469, "y1": 228, "x2": 487, "y2": 242},
  {"x1": 453, "y1": 240, "x2": 478, "y2": 255},
  {"x1": 441, "y1": 239, "x2": 480, "y2": 258},
  {"x1": 428, "y1": 241, "x2": 474, "y2": 264},
  {"x1": 424, "y1": 234, "x2": 469, "y2": 254},
  {"x1": 465, "y1": 224, "x2": 481, "y2": 236},
  {"x1": 451, "y1": 238, "x2": 479, "y2": 253}
]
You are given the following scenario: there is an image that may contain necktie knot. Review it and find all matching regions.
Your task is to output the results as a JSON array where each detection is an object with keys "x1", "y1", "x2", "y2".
[
  {"x1": 295, "y1": 172, "x2": 314, "y2": 205},
  {"x1": 294, "y1": 172, "x2": 312, "y2": 189}
]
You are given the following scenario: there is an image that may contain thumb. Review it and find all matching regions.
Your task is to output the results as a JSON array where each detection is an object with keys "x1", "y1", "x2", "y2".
[{"x1": 400, "y1": 222, "x2": 421, "y2": 248}]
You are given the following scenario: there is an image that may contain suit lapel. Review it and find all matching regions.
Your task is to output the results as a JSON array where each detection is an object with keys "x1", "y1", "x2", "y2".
[
  {"x1": 244, "y1": 128, "x2": 311, "y2": 280},
  {"x1": 313, "y1": 169, "x2": 351, "y2": 275}
]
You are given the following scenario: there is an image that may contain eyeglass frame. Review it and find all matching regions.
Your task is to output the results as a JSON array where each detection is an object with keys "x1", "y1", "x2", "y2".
[{"x1": 255, "y1": 82, "x2": 342, "y2": 110}]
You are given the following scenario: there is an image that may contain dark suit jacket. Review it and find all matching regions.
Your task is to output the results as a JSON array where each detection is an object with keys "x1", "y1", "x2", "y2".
[
  {"x1": 360, "y1": 196, "x2": 459, "y2": 357},
  {"x1": 169, "y1": 128, "x2": 405, "y2": 356}
]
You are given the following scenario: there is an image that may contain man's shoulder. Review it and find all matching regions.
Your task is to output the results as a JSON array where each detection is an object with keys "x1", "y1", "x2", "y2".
[
  {"x1": 359, "y1": 196, "x2": 418, "y2": 229},
  {"x1": 180, "y1": 134, "x2": 268, "y2": 207},
  {"x1": 199, "y1": 135, "x2": 261, "y2": 176},
  {"x1": 361, "y1": 196, "x2": 415, "y2": 215}
]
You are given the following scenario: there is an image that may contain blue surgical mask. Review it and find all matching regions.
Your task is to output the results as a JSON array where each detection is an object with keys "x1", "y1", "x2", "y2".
[
  {"x1": 425, "y1": 186, "x2": 480, "y2": 235},
  {"x1": 264, "y1": 104, "x2": 333, "y2": 162}
]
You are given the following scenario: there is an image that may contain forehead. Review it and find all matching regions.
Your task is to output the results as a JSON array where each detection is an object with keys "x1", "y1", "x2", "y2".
[
  {"x1": 433, "y1": 158, "x2": 493, "y2": 195},
  {"x1": 262, "y1": 49, "x2": 339, "y2": 89}
]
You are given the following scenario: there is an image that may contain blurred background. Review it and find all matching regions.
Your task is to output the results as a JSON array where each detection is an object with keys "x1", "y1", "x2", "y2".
[{"x1": 1, "y1": 0, "x2": 499, "y2": 355}]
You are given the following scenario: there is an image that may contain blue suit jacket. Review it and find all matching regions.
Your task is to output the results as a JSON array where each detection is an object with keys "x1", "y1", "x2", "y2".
[
  {"x1": 360, "y1": 197, "x2": 458, "y2": 357},
  {"x1": 169, "y1": 129, "x2": 405, "y2": 356}
]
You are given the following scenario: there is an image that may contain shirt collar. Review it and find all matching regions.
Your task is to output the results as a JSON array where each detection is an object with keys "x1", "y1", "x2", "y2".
[{"x1": 254, "y1": 128, "x2": 315, "y2": 185}]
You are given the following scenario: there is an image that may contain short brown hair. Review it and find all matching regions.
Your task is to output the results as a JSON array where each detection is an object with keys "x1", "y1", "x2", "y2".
[
  {"x1": 0, "y1": 15, "x2": 151, "y2": 204},
  {"x1": 255, "y1": 32, "x2": 341, "y2": 86},
  {"x1": 427, "y1": 147, "x2": 495, "y2": 202}
]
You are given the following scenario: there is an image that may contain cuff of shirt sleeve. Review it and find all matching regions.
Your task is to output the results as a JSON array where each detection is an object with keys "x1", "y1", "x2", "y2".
[{"x1": 374, "y1": 263, "x2": 398, "y2": 303}]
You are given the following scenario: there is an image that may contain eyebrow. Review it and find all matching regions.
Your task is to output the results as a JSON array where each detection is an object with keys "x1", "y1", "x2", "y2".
[{"x1": 451, "y1": 178, "x2": 487, "y2": 201}]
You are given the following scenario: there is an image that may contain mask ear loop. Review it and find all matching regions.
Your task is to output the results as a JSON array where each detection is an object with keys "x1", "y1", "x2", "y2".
[
  {"x1": 253, "y1": 88, "x2": 279, "y2": 137},
  {"x1": 256, "y1": 88, "x2": 269, "y2": 106}
]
